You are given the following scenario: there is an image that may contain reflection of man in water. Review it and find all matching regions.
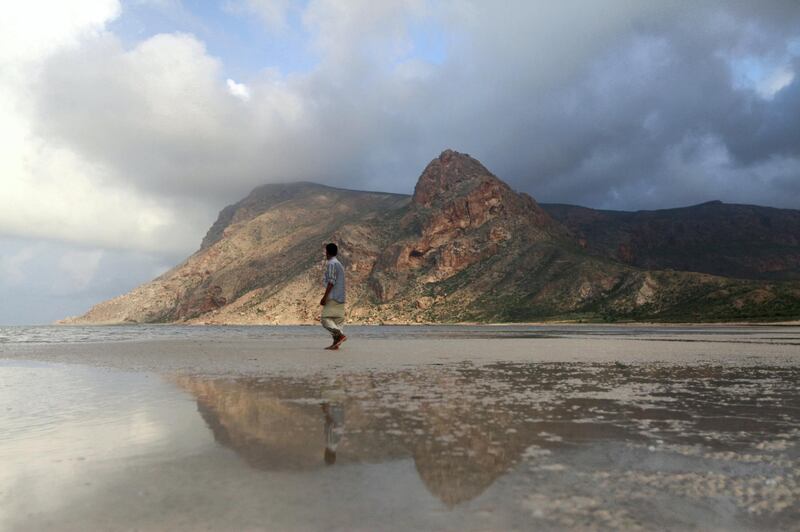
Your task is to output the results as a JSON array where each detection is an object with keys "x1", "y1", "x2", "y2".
[{"x1": 321, "y1": 402, "x2": 345, "y2": 465}]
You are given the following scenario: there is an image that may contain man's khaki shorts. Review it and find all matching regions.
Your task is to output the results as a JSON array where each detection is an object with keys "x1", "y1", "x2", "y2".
[{"x1": 321, "y1": 300, "x2": 345, "y2": 319}]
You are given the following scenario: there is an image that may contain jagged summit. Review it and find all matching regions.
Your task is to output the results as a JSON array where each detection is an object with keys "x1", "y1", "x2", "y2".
[
  {"x1": 403, "y1": 149, "x2": 567, "y2": 245},
  {"x1": 412, "y1": 149, "x2": 505, "y2": 206}
]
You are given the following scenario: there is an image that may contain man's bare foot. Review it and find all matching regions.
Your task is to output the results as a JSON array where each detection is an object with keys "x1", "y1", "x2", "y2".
[{"x1": 332, "y1": 335, "x2": 347, "y2": 348}]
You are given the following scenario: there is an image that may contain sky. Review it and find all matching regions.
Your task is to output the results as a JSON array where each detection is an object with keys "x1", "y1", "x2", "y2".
[{"x1": 1, "y1": 0, "x2": 799, "y2": 324}]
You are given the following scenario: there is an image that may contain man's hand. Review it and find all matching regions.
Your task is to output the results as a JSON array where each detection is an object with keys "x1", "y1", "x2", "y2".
[{"x1": 320, "y1": 282, "x2": 333, "y2": 306}]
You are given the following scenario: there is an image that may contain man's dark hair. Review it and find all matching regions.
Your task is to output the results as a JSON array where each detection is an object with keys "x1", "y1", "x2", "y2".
[{"x1": 326, "y1": 243, "x2": 338, "y2": 256}]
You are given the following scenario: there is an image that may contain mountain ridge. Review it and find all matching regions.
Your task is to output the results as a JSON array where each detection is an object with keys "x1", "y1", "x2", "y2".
[
  {"x1": 541, "y1": 200, "x2": 800, "y2": 281},
  {"x1": 61, "y1": 150, "x2": 800, "y2": 325}
]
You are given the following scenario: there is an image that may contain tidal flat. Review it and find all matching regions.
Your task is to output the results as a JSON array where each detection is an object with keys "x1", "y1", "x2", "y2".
[{"x1": 1, "y1": 325, "x2": 799, "y2": 530}]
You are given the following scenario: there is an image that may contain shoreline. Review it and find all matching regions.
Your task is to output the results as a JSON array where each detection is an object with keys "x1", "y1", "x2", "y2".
[
  {"x1": 3, "y1": 325, "x2": 799, "y2": 376},
  {"x1": 51, "y1": 319, "x2": 800, "y2": 327}
]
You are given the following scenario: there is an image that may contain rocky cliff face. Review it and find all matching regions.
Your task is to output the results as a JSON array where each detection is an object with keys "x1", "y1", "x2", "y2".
[
  {"x1": 62, "y1": 150, "x2": 800, "y2": 324},
  {"x1": 368, "y1": 150, "x2": 572, "y2": 303}
]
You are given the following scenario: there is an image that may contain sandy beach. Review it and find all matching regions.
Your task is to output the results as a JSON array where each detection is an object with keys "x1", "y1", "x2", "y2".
[{"x1": 2, "y1": 324, "x2": 799, "y2": 530}]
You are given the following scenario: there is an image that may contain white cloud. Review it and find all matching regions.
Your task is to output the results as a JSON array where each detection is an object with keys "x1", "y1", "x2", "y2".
[
  {"x1": 0, "y1": 125, "x2": 199, "y2": 253},
  {"x1": 0, "y1": 0, "x2": 199, "y2": 254},
  {"x1": 227, "y1": 78, "x2": 251, "y2": 101},
  {"x1": 0, "y1": 0, "x2": 120, "y2": 65},
  {"x1": 1, "y1": 23, "x2": 218, "y2": 254},
  {"x1": 30, "y1": 30, "x2": 325, "y2": 203}
]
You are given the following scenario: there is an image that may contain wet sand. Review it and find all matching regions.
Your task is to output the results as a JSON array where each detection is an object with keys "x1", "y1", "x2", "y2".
[
  {"x1": 1, "y1": 325, "x2": 799, "y2": 530},
  {"x1": 3, "y1": 325, "x2": 799, "y2": 375}
]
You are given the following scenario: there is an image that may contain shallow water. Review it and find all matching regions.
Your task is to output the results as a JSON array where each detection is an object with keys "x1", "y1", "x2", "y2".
[
  {"x1": 2, "y1": 356, "x2": 798, "y2": 530},
  {"x1": 4, "y1": 323, "x2": 800, "y2": 346}
]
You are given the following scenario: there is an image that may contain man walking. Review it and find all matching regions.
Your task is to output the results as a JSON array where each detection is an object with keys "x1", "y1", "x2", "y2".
[{"x1": 320, "y1": 242, "x2": 347, "y2": 350}]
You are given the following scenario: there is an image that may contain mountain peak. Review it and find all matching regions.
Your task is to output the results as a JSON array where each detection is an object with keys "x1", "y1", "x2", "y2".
[
  {"x1": 412, "y1": 149, "x2": 504, "y2": 206},
  {"x1": 437, "y1": 148, "x2": 472, "y2": 162}
]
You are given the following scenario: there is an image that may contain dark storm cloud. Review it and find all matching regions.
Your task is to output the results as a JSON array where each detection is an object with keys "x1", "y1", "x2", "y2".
[
  {"x1": 722, "y1": 57, "x2": 800, "y2": 164},
  {"x1": 438, "y1": 1, "x2": 800, "y2": 209},
  {"x1": 27, "y1": 0, "x2": 800, "y2": 215}
]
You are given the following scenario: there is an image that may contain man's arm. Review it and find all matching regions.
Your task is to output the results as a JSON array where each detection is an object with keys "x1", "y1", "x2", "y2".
[
  {"x1": 320, "y1": 282, "x2": 334, "y2": 306},
  {"x1": 320, "y1": 261, "x2": 337, "y2": 306}
]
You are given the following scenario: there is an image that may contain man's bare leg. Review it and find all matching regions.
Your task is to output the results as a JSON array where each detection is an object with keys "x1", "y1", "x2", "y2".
[
  {"x1": 330, "y1": 317, "x2": 346, "y2": 348},
  {"x1": 322, "y1": 317, "x2": 344, "y2": 350}
]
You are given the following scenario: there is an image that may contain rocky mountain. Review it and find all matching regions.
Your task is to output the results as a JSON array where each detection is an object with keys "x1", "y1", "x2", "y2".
[
  {"x1": 61, "y1": 150, "x2": 800, "y2": 324},
  {"x1": 542, "y1": 201, "x2": 800, "y2": 280}
]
